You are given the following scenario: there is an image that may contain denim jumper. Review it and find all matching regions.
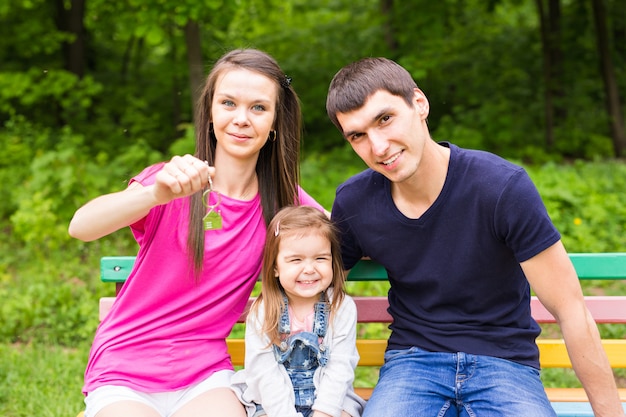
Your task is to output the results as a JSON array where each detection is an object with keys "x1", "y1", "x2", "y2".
[{"x1": 258, "y1": 292, "x2": 330, "y2": 417}]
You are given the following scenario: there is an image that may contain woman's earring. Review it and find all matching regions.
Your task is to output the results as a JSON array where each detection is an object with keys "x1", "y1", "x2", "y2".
[{"x1": 268, "y1": 130, "x2": 276, "y2": 142}]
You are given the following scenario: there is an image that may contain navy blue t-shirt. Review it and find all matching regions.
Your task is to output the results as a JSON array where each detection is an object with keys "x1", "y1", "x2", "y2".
[{"x1": 331, "y1": 143, "x2": 561, "y2": 368}]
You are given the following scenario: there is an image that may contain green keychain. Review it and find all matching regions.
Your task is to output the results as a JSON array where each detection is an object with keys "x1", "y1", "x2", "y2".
[
  {"x1": 202, "y1": 176, "x2": 222, "y2": 231},
  {"x1": 203, "y1": 207, "x2": 222, "y2": 230}
]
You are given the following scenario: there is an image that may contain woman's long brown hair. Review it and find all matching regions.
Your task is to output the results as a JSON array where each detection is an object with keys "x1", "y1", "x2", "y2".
[{"x1": 188, "y1": 49, "x2": 302, "y2": 275}]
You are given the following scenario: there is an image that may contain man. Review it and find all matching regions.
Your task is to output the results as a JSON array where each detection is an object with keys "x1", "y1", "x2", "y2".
[{"x1": 326, "y1": 57, "x2": 624, "y2": 417}]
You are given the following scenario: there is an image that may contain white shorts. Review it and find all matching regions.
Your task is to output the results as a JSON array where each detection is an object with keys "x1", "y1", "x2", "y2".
[{"x1": 84, "y1": 369, "x2": 234, "y2": 417}]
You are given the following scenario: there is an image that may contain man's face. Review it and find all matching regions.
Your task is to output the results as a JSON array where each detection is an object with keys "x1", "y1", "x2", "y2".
[{"x1": 337, "y1": 89, "x2": 429, "y2": 184}]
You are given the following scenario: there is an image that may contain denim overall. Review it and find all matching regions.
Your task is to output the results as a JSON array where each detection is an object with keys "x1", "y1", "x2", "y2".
[{"x1": 259, "y1": 292, "x2": 330, "y2": 417}]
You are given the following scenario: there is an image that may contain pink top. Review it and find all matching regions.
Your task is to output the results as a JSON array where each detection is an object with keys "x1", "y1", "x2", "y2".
[
  {"x1": 83, "y1": 163, "x2": 323, "y2": 394},
  {"x1": 288, "y1": 305, "x2": 314, "y2": 334}
]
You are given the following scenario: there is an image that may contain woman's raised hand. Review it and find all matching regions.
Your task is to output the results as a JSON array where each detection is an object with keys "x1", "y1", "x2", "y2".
[{"x1": 153, "y1": 154, "x2": 214, "y2": 205}]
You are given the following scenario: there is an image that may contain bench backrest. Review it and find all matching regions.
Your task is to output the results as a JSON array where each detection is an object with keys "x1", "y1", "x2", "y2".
[{"x1": 98, "y1": 253, "x2": 626, "y2": 370}]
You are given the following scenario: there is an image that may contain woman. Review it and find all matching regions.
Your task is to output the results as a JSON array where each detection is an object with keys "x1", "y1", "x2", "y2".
[{"x1": 69, "y1": 49, "x2": 323, "y2": 417}]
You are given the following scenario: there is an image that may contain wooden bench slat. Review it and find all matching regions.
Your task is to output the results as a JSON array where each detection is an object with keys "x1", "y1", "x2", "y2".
[
  {"x1": 100, "y1": 256, "x2": 136, "y2": 283},
  {"x1": 538, "y1": 339, "x2": 626, "y2": 368},
  {"x1": 568, "y1": 253, "x2": 626, "y2": 280},
  {"x1": 353, "y1": 297, "x2": 392, "y2": 322},
  {"x1": 99, "y1": 296, "x2": 626, "y2": 325},
  {"x1": 224, "y1": 338, "x2": 626, "y2": 369},
  {"x1": 545, "y1": 388, "x2": 626, "y2": 403},
  {"x1": 100, "y1": 253, "x2": 626, "y2": 284},
  {"x1": 530, "y1": 296, "x2": 626, "y2": 323},
  {"x1": 549, "y1": 401, "x2": 626, "y2": 416}
]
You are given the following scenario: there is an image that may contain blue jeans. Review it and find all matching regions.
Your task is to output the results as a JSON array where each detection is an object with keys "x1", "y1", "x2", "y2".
[{"x1": 363, "y1": 347, "x2": 557, "y2": 417}]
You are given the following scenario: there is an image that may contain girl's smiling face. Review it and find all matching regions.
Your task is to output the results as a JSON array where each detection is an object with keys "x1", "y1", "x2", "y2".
[{"x1": 275, "y1": 228, "x2": 334, "y2": 305}]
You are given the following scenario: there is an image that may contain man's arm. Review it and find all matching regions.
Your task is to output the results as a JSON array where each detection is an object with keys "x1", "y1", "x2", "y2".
[{"x1": 521, "y1": 240, "x2": 625, "y2": 417}]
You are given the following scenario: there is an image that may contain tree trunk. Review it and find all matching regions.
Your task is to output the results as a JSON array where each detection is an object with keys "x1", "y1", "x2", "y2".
[
  {"x1": 535, "y1": 0, "x2": 555, "y2": 149},
  {"x1": 54, "y1": 0, "x2": 86, "y2": 78},
  {"x1": 380, "y1": 0, "x2": 398, "y2": 53},
  {"x1": 185, "y1": 20, "x2": 204, "y2": 122},
  {"x1": 547, "y1": 0, "x2": 564, "y2": 121},
  {"x1": 591, "y1": 0, "x2": 626, "y2": 157}
]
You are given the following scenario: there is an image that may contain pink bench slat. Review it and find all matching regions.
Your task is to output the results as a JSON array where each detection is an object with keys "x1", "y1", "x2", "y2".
[{"x1": 100, "y1": 296, "x2": 626, "y2": 324}]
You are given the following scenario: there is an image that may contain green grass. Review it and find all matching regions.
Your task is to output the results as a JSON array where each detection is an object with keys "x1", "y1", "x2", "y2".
[{"x1": 0, "y1": 343, "x2": 88, "y2": 417}]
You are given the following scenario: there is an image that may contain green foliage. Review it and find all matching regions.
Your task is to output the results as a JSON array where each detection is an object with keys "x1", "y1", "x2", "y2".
[
  {"x1": 0, "y1": 69, "x2": 102, "y2": 124},
  {"x1": 300, "y1": 143, "x2": 367, "y2": 209},
  {"x1": 526, "y1": 160, "x2": 626, "y2": 252},
  {"x1": 8, "y1": 126, "x2": 162, "y2": 257}
]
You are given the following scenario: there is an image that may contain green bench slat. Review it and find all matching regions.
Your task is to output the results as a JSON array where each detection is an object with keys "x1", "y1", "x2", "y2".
[
  {"x1": 101, "y1": 253, "x2": 626, "y2": 283},
  {"x1": 569, "y1": 252, "x2": 626, "y2": 279},
  {"x1": 100, "y1": 256, "x2": 137, "y2": 283}
]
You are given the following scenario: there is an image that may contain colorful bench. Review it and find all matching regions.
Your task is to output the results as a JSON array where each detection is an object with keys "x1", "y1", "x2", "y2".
[{"x1": 90, "y1": 253, "x2": 626, "y2": 417}]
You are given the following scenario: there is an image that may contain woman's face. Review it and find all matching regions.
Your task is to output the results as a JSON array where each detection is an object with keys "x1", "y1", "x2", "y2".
[{"x1": 211, "y1": 68, "x2": 278, "y2": 162}]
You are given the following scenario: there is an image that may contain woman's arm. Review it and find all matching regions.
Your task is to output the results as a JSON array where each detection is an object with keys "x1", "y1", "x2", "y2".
[{"x1": 68, "y1": 155, "x2": 212, "y2": 241}]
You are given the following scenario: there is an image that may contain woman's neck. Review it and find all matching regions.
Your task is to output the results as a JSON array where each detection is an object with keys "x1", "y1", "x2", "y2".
[{"x1": 212, "y1": 156, "x2": 258, "y2": 201}]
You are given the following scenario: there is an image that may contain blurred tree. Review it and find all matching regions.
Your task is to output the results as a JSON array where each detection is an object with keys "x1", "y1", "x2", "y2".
[
  {"x1": 535, "y1": 0, "x2": 564, "y2": 150},
  {"x1": 54, "y1": 0, "x2": 86, "y2": 78},
  {"x1": 591, "y1": 0, "x2": 625, "y2": 157}
]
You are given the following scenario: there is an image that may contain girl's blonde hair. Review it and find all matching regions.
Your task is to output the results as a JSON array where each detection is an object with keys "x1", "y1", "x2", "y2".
[{"x1": 253, "y1": 205, "x2": 346, "y2": 346}]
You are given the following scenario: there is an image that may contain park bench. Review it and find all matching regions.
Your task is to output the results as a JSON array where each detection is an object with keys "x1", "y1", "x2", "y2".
[{"x1": 83, "y1": 253, "x2": 626, "y2": 417}]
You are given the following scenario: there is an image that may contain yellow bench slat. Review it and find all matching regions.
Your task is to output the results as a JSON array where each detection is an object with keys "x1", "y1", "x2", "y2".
[
  {"x1": 538, "y1": 339, "x2": 626, "y2": 368},
  {"x1": 227, "y1": 338, "x2": 626, "y2": 368}
]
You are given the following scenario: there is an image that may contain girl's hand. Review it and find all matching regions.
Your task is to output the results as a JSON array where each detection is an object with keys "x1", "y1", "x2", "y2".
[{"x1": 153, "y1": 154, "x2": 214, "y2": 204}]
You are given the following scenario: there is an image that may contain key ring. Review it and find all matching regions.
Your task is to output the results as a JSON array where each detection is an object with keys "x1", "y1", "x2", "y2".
[{"x1": 202, "y1": 175, "x2": 221, "y2": 210}]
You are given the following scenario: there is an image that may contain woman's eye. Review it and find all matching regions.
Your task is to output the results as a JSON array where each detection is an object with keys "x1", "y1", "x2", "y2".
[
  {"x1": 252, "y1": 104, "x2": 265, "y2": 111},
  {"x1": 222, "y1": 100, "x2": 235, "y2": 107}
]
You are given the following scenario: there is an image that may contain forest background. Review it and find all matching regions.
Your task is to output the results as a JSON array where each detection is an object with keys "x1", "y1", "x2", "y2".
[{"x1": 1, "y1": 0, "x2": 625, "y2": 415}]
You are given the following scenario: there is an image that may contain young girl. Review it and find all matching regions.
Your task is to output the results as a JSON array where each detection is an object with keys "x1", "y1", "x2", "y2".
[
  {"x1": 232, "y1": 205, "x2": 364, "y2": 417},
  {"x1": 69, "y1": 49, "x2": 324, "y2": 417}
]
